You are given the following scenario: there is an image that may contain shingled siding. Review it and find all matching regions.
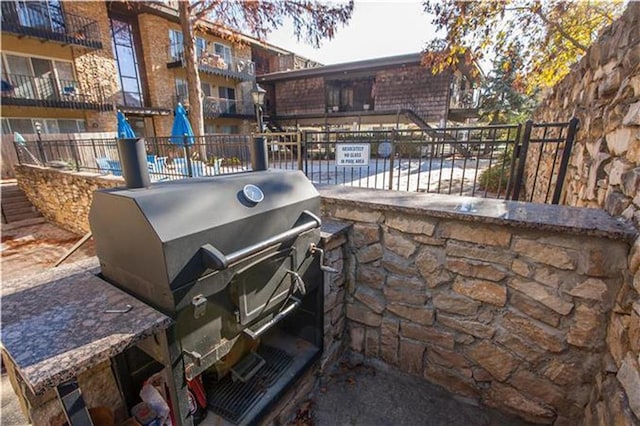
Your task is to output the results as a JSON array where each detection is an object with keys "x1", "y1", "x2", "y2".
[
  {"x1": 375, "y1": 66, "x2": 450, "y2": 123},
  {"x1": 275, "y1": 77, "x2": 326, "y2": 115}
]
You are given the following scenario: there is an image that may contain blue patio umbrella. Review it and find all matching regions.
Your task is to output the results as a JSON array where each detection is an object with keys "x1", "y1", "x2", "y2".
[
  {"x1": 117, "y1": 110, "x2": 136, "y2": 139},
  {"x1": 170, "y1": 103, "x2": 195, "y2": 145}
]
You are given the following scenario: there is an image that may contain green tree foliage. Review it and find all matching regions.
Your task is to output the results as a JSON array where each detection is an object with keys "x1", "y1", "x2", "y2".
[
  {"x1": 480, "y1": 46, "x2": 537, "y2": 124},
  {"x1": 422, "y1": 0, "x2": 624, "y2": 93},
  {"x1": 179, "y1": 1, "x2": 353, "y2": 136}
]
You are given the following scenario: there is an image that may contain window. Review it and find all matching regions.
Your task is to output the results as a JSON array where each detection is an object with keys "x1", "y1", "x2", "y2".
[
  {"x1": 204, "y1": 123, "x2": 215, "y2": 134},
  {"x1": 201, "y1": 81, "x2": 212, "y2": 97},
  {"x1": 8, "y1": 1, "x2": 65, "y2": 32},
  {"x1": 218, "y1": 86, "x2": 235, "y2": 100},
  {"x1": 1, "y1": 53, "x2": 77, "y2": 100},
  {"x1": 175, "y1": 78, "x2": 188, "y2": 104},
  {"x1": 111, "y1": 18, "x2": 143, "y2": 108},
  {"x1": 218, "y1": 86, "x2": 236, "y2": 113},
  {"x1": 214, "y1": 43, "x2": 232, "y2": 64},
  {"x1": 196, "y1": 37, "x2": 206, "y2": 58},
  {"x1": 219, "y1": 125, "x2": 238, "y2": 134},
  {"x1": 169, "y1": 29, "x2": 183, "y2": 60},
  {"x1": 1, "y1": 118, "x2": 86, "y2": 134}
]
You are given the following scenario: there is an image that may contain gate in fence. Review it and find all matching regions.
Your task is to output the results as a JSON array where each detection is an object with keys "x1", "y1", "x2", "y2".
[{"x1": 301, "y1": 118, "x2": 579, "y2": 204}]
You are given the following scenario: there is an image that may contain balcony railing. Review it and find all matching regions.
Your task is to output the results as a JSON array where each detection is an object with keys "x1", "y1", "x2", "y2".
[
  {"x1": 1, "y1": 1, "x2": 102, "y2": 49},
  {"x1": 449, "y1": 88, "x2": 481, "y2": 110},
  {"x1": 1, "y1": 73, "x2": 110, "y2": 110},
  {"x1": 167, "y1": 43, "x2": 255, "y2": 81},
  {"x1": 174, "y1": 94, "x2": 252, "y2": 117}
]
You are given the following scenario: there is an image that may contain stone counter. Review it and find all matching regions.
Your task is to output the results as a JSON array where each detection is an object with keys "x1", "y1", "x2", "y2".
[
  {"x1": 1, "y1": 257, "x2": 172, "y2": 395},
  {"x1": 318, "y1": 185, "x2": 636, "y2": 424},
  {"x1": 318, "y1": 185, "x2": 638, "y2": 243}
]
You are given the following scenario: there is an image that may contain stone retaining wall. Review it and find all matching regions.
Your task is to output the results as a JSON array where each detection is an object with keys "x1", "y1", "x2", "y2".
[
  {"x1": 320, "y1": 186, "x2": 636, "y2": 425},
  {"x1": 530, "y1": 3, "x2": 639, "y2": 223},
  {"x1": 531, "y1": 3, "x2": 640, "y2": 424},
  {"x1": 15, "y1": 165, "x2": 122, "y2": 235}
]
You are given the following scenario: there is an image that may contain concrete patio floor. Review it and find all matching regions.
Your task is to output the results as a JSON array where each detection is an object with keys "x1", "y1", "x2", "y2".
[
  {"x1": 309, "y1": 357, "x2": 534, "y2": 426},
  {"x1": 1, "y1": 219, "x2": 534, "y2": 426}
]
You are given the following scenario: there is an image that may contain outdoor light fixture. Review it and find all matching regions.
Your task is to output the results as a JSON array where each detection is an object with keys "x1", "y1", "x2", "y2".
[
  {"x1": 250, "y1": 83, "x2": 267, "y2": 170},
  {"x1": 34, "y1": 121, "x2": 46, "y2": 162},
  {"x1": 251, "y1": 83, "x2": 266, "y2": 108}
]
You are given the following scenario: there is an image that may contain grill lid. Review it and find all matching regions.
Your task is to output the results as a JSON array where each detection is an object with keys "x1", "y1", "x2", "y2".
[{"x1": 89, "y1": 170, "x2": 321, "y2": 312}]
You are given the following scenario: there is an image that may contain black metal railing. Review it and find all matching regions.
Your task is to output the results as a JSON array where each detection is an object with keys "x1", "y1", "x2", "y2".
[
  {"x1": 167, "y1": 43, "x2": 255, "y2": 81},
  {"x1": 1, "y1": 73, "x2": 109, "y2": 110},
  {"x1": 174, "y1": 95, "x2": 251, "y2": 117},
  {"x1": 1, "y1": 1, "x2": 102, "y2": 49},
  {"x1": 13, "y1": 120, "x2": 577, "y2": 204},
  {"x1": 303, "y1": 119, "x2": 578, "y2": 203},
  {"x1": 304, "y1": 126, "x2": 522, "y2": 199}
]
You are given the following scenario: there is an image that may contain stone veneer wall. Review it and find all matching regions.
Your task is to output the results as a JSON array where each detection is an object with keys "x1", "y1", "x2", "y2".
[
  {"x1": 15, "y1": 165, "x2": 122, "y2": 235},
  {"x1": 320, "y1": 186, "x2": 637, "y2": 425},
  {"x1": 528, "y1": 3, "x2": 639, "y2": 223},
  {"x1": 529, "y1": 3, "x2": 640, "y2": 425},
  {"x1": 64, "y1": 1, "x2": 120, "y2": 120}
]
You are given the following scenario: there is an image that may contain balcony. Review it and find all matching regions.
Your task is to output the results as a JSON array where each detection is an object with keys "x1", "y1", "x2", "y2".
[
  {"x1": 1, "y1": 73, "x2": 110, "y2": 110},
  {"x1": 174, "y1": 94, "x2": 253, "y2": 118},
  {"x1": 1, "y1": 2, "x2": 102, "y2": 49},
  {"x1": 167, "y1": 43, "x2": 255, "y2": 81},
  {"x1": 448, "y1": 88, "x2": 481, "y2": 122}
]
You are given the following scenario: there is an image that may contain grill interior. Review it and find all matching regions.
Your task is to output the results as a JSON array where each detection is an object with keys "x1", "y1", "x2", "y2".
[{"x1": 205, "y1": 345, "x2": 293, "y2": 423}]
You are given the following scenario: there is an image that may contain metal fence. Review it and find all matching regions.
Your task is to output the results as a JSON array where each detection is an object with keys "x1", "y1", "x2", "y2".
[
  {"x1": 303, "y1": 119, "x2": 578, "y2": 203},
  {"x1": 13, "y1": 120, "x2": 577, "y2": 204},
  {"x1": 13, "y1": 132, "x2": 301, "y2": 181}
]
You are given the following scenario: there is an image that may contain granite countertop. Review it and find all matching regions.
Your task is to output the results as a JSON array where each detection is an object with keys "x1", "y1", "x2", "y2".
[
  {"x1": 320, "y1": 219, "x2": 351, "y2": 242},
  {"x1": 318, "y1": 185, "x2": 638, "y2": 243},
  {"x1": 1, "y1": 258, "x2": 173, "y2": 395}
]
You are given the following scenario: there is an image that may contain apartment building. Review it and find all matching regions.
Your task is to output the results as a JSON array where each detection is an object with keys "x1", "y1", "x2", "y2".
[
  {"x1": 1, "y1": 1, "x2": 309, "y2": 137},
  {"x1": 257, "y1": 53, "x2": 482, "y2": 131}
]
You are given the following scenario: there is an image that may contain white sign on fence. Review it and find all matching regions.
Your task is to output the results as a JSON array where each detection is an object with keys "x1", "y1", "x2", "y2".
[{"x1": 336, "y1": 144, "x2": 370, "y2": 166}]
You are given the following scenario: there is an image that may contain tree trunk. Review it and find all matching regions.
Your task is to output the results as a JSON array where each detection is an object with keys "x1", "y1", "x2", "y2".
[{"x1": 178, "y1": 1, "x2": 204, "y2": 138}]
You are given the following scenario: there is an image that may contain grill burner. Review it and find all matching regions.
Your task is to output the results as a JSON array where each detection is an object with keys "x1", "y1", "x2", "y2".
[{"x1": 205, "y1": 345, "x2": 292, "y2": 423}]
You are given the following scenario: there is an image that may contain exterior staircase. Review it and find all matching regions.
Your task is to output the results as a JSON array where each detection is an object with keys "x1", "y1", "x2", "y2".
[
  {"x1": 401, "y1": 109, "x2": 471, "y2": 158},
  {"x1": 1, "y1": 182, "x2": 43, "y2": 225}
]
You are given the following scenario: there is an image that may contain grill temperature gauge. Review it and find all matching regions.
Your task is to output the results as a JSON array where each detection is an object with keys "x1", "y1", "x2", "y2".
[{"x1": 242, "y1": 184, "x2": 264, "y2": 204}]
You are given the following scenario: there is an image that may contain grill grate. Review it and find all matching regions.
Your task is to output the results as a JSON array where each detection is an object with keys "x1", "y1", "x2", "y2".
[{"x1": 204, "y1": 345, "x2": 293, "y2": 424}]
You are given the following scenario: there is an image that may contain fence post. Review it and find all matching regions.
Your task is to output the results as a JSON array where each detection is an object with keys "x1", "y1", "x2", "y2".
[
  {"x1": 551, "y1": 117, "x2": 579, "y2": 204},
  {"x1": 71, "y1": 142, "x2": 80, "y2": 171},
  {"x1": 504, "y1": 124, "x2": 522, "y2": 200},
  {"x1": 184, "y1": 135, "x2": 193, "y2": 177},
  {"x1": 296, "y1": 131, "x2": 303, "y2": 171},
  {"x1": 511, "y1": 119, "x2": 533, "y2": 201},
  {"x1": 388, "y1": 130, "x2": 396, "y2": 190},
  {"x1": 303, "y1": 131, "x2": 309, "y2": 177}
]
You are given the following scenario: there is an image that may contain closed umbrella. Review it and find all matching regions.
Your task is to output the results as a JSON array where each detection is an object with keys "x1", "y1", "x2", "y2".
[
  {"x1": 117, "y1": 110, "x2": 136, "y2": 139},
  {"x1": 170, "y1": 103, "x2": 195, "y2": 145}
]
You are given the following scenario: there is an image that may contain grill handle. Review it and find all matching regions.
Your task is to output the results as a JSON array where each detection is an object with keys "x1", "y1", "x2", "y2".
[
  {"x1": 243, "y1": 297, "x2": 301, "y2": 340},
  {"x1": 200, "y1": 210, "x2": 321, "y2": 271}
]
